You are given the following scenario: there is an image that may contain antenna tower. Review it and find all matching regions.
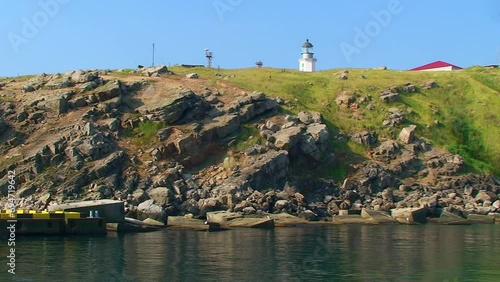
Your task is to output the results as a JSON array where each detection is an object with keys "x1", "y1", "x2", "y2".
[{"x1": 204, "y1": 48, "x2": 213, "y2": 68}]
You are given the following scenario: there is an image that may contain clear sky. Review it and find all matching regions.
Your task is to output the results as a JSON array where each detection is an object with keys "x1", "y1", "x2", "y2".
[{"x1": 1, "y1": 0, "x2": 499, "y2": 76}]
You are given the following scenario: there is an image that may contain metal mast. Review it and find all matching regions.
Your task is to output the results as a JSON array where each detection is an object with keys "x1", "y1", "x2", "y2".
[
  {"x1": 204, "y1": 48, "x2": 213, "y2": 68},
  {"x1": 152, "y1": 43, "x2": 155, "y2": 67}
]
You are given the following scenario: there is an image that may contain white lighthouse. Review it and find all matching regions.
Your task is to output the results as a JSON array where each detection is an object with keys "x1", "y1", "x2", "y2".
[{"x1": 298, "y1": 39, "x2": 317, "y2": 72}]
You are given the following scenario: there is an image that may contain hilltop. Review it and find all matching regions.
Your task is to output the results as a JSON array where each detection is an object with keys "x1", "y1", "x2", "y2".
[{"x1": 0, "y1": 65, "x2": 498, "y2": 220}]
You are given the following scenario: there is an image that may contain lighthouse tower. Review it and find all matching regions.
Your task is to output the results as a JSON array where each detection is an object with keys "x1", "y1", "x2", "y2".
[{"x1": 298, "y1": 39, "x2": 317, "y2": 72}]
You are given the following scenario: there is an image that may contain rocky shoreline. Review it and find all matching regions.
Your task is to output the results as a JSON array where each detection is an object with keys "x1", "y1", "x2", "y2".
[
  {"x1": 165, "y1": 208, "x2": 499, "y2": 231},
  {"x1": 0, "y1": 67, "x2": 499, "y2": 224}
]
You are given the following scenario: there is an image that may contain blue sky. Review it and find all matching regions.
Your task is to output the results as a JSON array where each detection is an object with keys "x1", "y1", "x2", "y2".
[{"x1": 1, "y1": 0, "x2": 499, "y2": 76}]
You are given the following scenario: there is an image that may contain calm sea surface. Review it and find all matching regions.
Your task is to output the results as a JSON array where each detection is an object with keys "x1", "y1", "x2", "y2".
[{"x1": 1, "y1": 224, "x2": 499, "y2": 281}]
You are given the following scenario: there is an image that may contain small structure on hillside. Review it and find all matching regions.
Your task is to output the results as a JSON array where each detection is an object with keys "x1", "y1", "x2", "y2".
[
  {"x1": 181, "y1": 64, "x2": 205, "y2": 68},
  {"x1": 410, "y1": 61, "x2": 463, "y2": 71},
  {"x1": 298, "y1": 39, "x2": 317, "y2": 72}
]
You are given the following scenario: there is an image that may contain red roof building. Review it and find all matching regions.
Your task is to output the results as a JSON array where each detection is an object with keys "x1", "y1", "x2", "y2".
[{"x1": 410, "y1": 61, "x2": 463, "y2": 71}]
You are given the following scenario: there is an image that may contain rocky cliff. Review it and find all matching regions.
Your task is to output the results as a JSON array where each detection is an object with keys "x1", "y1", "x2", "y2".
[{"x1": 0, "y1": 67, "x2": 498, "y2": 221}]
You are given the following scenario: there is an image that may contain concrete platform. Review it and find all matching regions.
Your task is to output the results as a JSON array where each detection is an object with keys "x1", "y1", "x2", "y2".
[
  {"x1": 206, "y1": 211, "x2": 243, "y2": 224},
  {"x1": 224, "y1": 217, "x2": 275, "y2": 228},
  {"x1": 361, "y1": 209, "x2": 398, "y2": 224},
  {"x1": 467, "y1": 214, "x2": 495, "y2": 224},
  {"x1": 427, "y1": 210, "x2": 470, "y2": 225},
  {"x1": 167, "y1": 216, "x2": 227, "y2": 232},
  {"x1": 206, "y1": 211, "x2": 275, "y2": 229},
  {"x1": 107, "y1": 218, "x2": 165, "y2": 233},
  {"x1": 267, "y1": 213, "x2": 309, "y2": 227},
  {"x1": 332, "y1": 215, "x2": 374, "y2": 225},
  {"x1": 490, "y1": 213, "x2": 500, "y2": 224}
]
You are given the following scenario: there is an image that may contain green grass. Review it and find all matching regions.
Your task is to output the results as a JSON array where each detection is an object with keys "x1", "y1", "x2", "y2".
[
  {"x1": 229, "y1": 124, "x2": 265, "y2": 152},
  {"x1": 129, "y1": 121, "x2": 168, "y2": 147},
  {"x1": 169, "y1": 66, "x2": 500, "y2": 176}
]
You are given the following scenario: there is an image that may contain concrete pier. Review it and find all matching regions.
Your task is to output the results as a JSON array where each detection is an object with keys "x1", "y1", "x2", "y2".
[
  {"x1": 0, "y1": 210, "x2": 106, "y2": 236},
  {"x1": 49, "y1": 200, "x2": 125, "y2": 223}
]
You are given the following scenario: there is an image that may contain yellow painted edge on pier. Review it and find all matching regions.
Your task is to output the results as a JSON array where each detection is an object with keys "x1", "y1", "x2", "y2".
[
  {"x1": 64, "y1": 212, "x2": 81, "y2": 219},
  {"x1": 0, "y1": 211, "x2": 81, "y2": 219},
  {"x1": 32, "y1": 212, "x2": 50, "y2": 219}
]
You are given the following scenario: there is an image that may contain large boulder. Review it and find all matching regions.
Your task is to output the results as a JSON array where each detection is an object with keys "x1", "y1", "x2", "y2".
[
  {"x1": 380, "y1": 88, "x2": 399, "y2": 103},
  {"x1": 45, "y1": 76, "x2": 72, "y2": 89},
  {"x1": 43, "y1": 97, "x2": 68, "y2": 115},
  {"x1": 401, "y1": 82, "x2": 417, "y2": 93},
  {"x1": 139, "y1": 91, "x2": 209, "y2": 124},
  {"x1": 198, "y1": 198, "x2": 221, "y2": 217},
  {"x1": 78, "y1": 81, "x2": 98, "y2": 92},
  {"x1": 475, "y1": 191, "x2": 497, "y2": 203},
  {"x1": 422, "y1": 80, "x2": 438, "y2": 90},
  {"x1": 274, "y1": 127, "x2": 302, "y2": 150},
  {"x1": 136, "y1": 199, "x2": 167, "y2": 222},
  {"x1": 93, "y1": 80, "x2": 124, "y2": 102},
  {"x1": 399, "y1": 125, "x2": 417, "y2": 144},
  {"x1": 300, "y1": 134, "x2": 321, "y2": 161},
  {"x1": 71, "y1": 70, "x2": 99, "y2": 83},
  {"x1": 148, "y1": 187, "x2": 175, "y2": 206},
  {"x1": 335, "y1": 94, "x2": 355, "y2": 107},
  {"x1": 351, "y1": 131, "x2": 377, "y2": 146},
  {"x1": 306, "y1": 123, "x2": 328, "y2": 147},
  {"x1": 391, "y1": 207, "x2": 429, "y2": 224},
  {"x1": 274, "y1": 200, "x2": 289, "y2": 210},
  {"x1": 382, "y1": 108, "x2": 406, "y2": 127},
  {"x1": 141, "y1": 65, "x2": 171, "y2": 77},
  {"x1": 298, "y1": 111, "x2": 321, "y2": 125}
]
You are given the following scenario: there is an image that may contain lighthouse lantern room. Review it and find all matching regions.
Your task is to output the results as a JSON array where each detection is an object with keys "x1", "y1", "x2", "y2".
[{"x1": 298, "y1": 39, "x2": 317, "y2": 72}]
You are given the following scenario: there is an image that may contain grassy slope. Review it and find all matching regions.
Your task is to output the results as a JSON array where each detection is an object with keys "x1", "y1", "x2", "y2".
[{"x1": 170, "y1": 66, "x2": 499, "y2": 177}]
